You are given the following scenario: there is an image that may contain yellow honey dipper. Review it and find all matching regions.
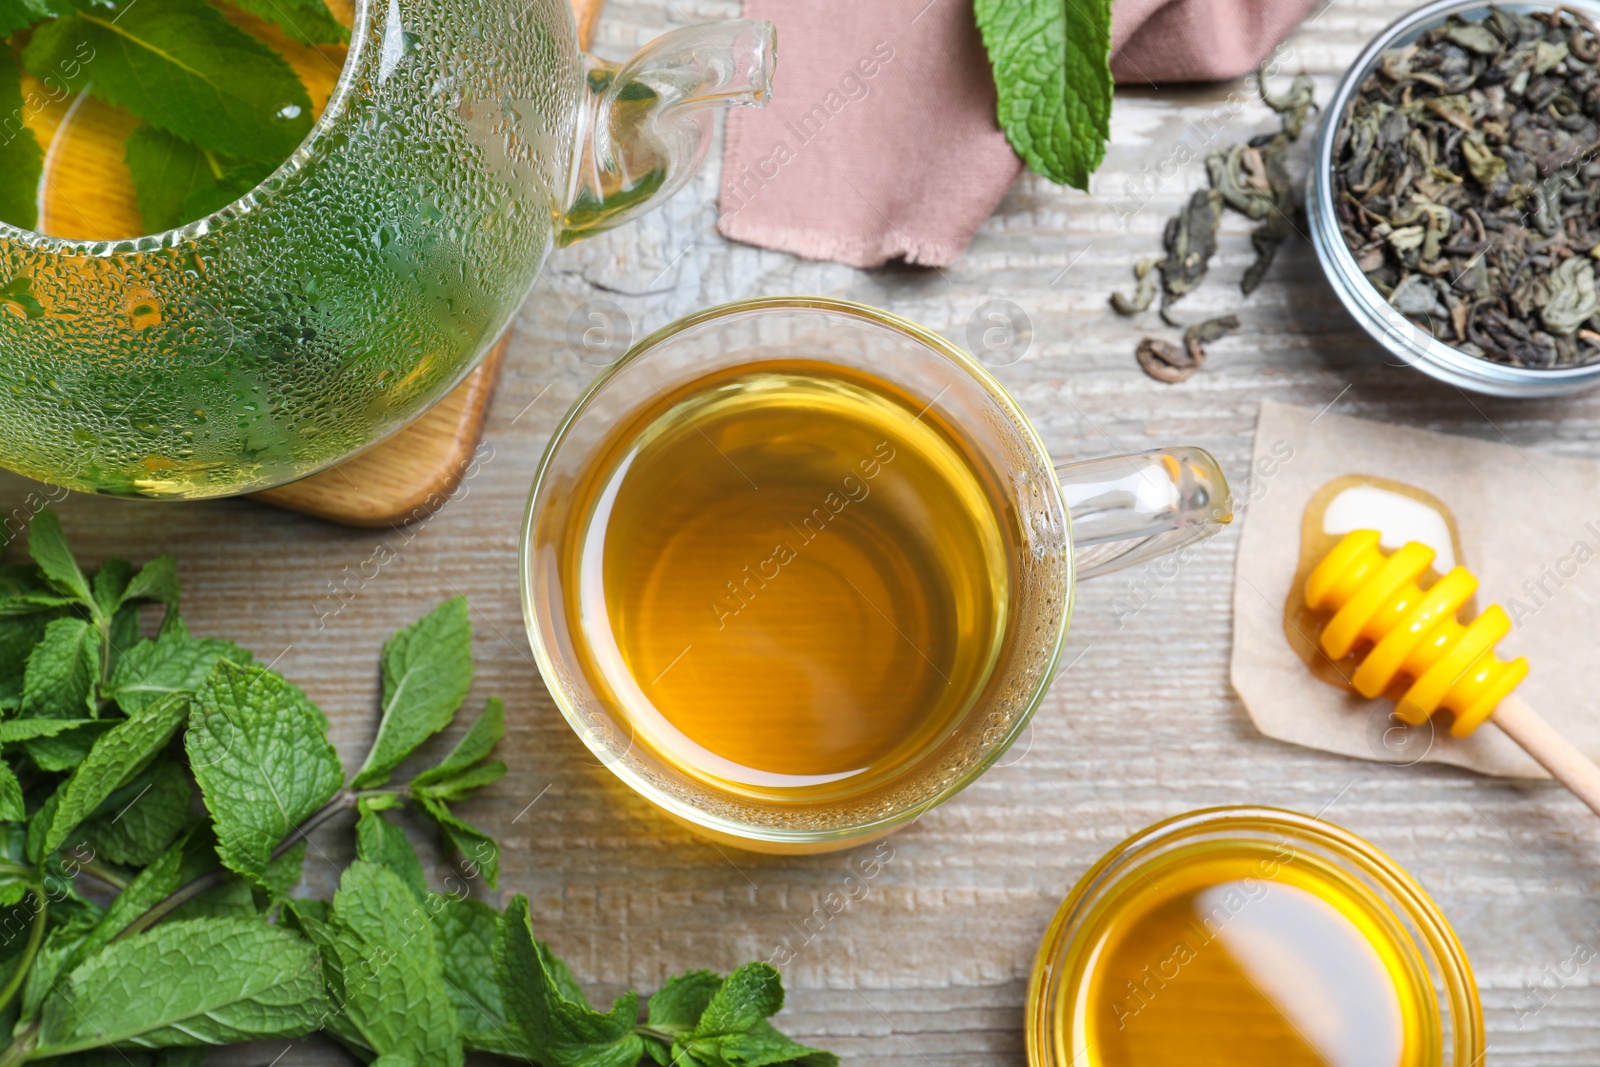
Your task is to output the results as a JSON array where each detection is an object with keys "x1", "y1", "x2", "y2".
[{"x1": 1306, "y1": 529, "x2": 1600, "y2": 816}]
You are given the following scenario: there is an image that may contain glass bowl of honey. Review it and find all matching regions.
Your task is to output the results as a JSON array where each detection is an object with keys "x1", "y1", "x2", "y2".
[{"x1": 1027, "y1": 806, "x2": 1482, "y2": 1067}]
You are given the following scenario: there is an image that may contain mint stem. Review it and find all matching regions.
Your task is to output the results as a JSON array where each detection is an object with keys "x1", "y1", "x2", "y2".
[
  {"x1": 0, "y1": 1023, "x2": 35, "y2": 1067},
  {"x1": 113, "y1": 787, "x2": 389, "y2": 941},
  {"x1": 75, "y1": 859, "x2": 129, "y2": 892},
  {"x1": 0, "y1": 882, "x2": 47, "y2": 1018},
  {"x1": 634, "y1": 1025, "x2": 679, "y2": 1045}
]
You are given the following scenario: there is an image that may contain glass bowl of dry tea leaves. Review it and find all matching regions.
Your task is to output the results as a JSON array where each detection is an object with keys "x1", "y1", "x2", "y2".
[{"x1": 1309, "y1": 0, "x2": 1600, "y2": 396}]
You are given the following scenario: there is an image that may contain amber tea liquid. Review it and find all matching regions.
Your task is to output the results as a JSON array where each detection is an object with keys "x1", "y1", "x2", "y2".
[
  {"x1": 559, "y1": 360, "x2": 1013, "y2": 801},
  {"x1": 1054, "y1": 843, "x2": 1435, "y2": 1066}
]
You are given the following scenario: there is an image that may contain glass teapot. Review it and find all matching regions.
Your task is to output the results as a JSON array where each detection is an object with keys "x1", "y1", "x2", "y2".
[{"x1": 0, "y1": 4, "x2": 774, "y2": 498}]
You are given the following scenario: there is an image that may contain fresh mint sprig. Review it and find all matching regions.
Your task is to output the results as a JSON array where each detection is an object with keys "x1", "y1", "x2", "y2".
[
  {"x1": 976, "y1": 0, "x2": 1114, "y2": 190},
  {"x1": 0, "y1": 508, "x2": 837, "y2": 1067},
  {"x1": 0, "y1": 0, "x2": 342, "y2": 234}
]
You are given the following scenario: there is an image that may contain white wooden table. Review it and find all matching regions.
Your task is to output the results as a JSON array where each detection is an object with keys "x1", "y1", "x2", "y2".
[{"x1": 7, "y1": 0, "x2": 1600, "y2": 1061}]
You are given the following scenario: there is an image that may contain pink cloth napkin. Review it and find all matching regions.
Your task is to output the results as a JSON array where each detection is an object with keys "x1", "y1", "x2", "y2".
[{"x1": 718, "y1": 0, "x2": 1320, "y2": 268}]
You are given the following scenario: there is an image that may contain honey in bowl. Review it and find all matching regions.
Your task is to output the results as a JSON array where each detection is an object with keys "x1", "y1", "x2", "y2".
[
  {"x1": 557, "y1": 359, "x2": 1015, "y2": 801},
  {"x1": 1028, "y1": 808, "x2": 1483, "y2": 1067}
]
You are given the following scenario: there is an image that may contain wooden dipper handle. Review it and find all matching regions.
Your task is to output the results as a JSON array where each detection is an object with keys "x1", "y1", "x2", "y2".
[{"x1": 1493, "y1": 695, "x2": 1600, "y2": 818}]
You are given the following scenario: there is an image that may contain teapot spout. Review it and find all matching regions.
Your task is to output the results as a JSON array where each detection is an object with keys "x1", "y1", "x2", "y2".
[{"x1": 560, "y1": 19, "x2": 776, "y2": 245}]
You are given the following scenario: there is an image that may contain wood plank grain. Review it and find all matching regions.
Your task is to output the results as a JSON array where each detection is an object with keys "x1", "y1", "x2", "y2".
[{"x1": 4, "y1": 0, "x2": 1600, "y2": 1064}]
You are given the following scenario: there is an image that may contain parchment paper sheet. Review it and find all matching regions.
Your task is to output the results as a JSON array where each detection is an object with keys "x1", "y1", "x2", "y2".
[{"x1": 1231, "y1": 400, "x2": 1600, "y2": 778}]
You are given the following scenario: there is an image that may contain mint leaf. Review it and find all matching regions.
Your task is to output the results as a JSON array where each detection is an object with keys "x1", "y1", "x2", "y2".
[
  {"x1": 35, "y1": 917, "x2": 327, "y2": 1052},
  {"x1": 124, "y1": 124, "x2": 273, "y2": 232},
  {"x1": 0, "y1": 761, "x2": 21, "y2": 822},
  {"x1": 22, "y1": 0, "x2": 314, "y2": 163},
  {"x1": 664, "y1": 964, "x2": 836, "y2": 1067},
  {"x1": 21, "y1": 617, "x2": 99, "y2": 719},
  {"x1": 44, "y1": 690, "x2": 191, "y2": 856},
  {"x1": 683, "y1": 1022, "x2": 838, "y2": 1067},
  {"x1": 691, "y1": 963, "x2": 784, "y2": 1039},
  {"x1": 0, "y1": 615, "x2": 54, "y2": 710},
  {"x1": 354, "y1": 598, "x2": 473, "y2": 788},
  {"x1": 90, "y1": 558, "x2": 135, "y2": 622},
  {"x1": 0, "y1": 595, "x2": 79, "y2": 619},
  {"x1": 435, "y1": 897, "x2": 530, "y2": 1058},
  {"x1": 186, "y1": 660, "x2": 343, "y2": 882},
  {"x1": 975, "y1": 0, "x2": 1112, "y2": 189},
  {"x1": 23, "y1": 722, "x2": 112, "y2": 773},
  {"x1": 648, "y1": 970, "x2": 723, "y2": 1030},
  {"x1": 496, "y1": 895, "x2": 644, "y2": 1067},
  {"x1": 416, "y1": 796, "x2": 498, "y2": 889},
  {"x1": 105, "y1": 627, "x2": 253, "y2": 714},
  {"x1": 79, "y1": 757, "x2": 192, "y2": 866},
  {"x1": 80, "y1": 832, "x2": 189, "y2": 958},
  {"x1": 22, "y1": 904, "x2": 104, "y2": 1019},
  {"x1": 411, "y1": 760, "x2": 506, "y2": 802},
  {"x1": 316, "y1": 860, "x2": 464, "y2": 1065},
  {"x1": 0, "y1": 0, "x2": 66, "y2": 37},
  {"x1": 25, "y1": 509, "x2": 92, "y2": 609},
  {"x1": 125, "y1": 125, "x2": 214, "y2": 233},
  {"x1": 0, "y1": 718, "x2": 97, "y2": 743},
  {"x1": 184, "y1": 157, "x2": 272, "y2": 219},
  {"x1": 412, "y1": 697, "x2": 504, "y2": 787},
  {"x1": 0, "y1": 50, "x2": 42, "y2": 231},
  {"x1": 119, "y1": 555, "x2": 179, "y2": 609},
  {"x1": 355, "y1": 796, "x2": 427, "y2": 901},
  {"x1": 225, "y1": 0, "x2": 349, "y2": 45}
]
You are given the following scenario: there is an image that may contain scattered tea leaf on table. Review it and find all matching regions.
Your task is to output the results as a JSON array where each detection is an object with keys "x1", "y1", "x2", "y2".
[
  {"x1": 35, "y1": 917, "x2": 327, "y2": 1052},
  {"x1": 975, "y1": 0, "x2": 1112, "y2": 189},
  {"x1": 186, "y1": 659, "x2": 343, "y2": 882},
  {"x1": 354, "y1": 597, "x2": 474, "y2": 788},
  {"x1": 0, "y1": 51, "x2": 42, "y2": 230},
  {"x1": 22, "y1": 0, "x2": 314, "y2": 163}
]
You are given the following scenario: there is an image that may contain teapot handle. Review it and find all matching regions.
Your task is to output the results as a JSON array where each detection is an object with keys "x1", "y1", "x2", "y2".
[
  {"x1": 1058, "y1": 447, "x2": 1234, "y2": 579},
  {"x1": 559, "y1": 19, "x2": 776, "y2": 245}
]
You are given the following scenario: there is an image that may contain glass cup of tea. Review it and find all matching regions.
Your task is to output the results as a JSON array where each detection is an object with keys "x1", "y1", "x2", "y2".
[{"x1": 521, "y1": 297, "x2": 1232, "y2": 853}]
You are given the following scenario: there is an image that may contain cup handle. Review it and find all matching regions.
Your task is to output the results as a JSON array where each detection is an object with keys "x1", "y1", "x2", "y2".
[{"x1": 1057, "y1": 447, "x2": 1233, "y2": 579}]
